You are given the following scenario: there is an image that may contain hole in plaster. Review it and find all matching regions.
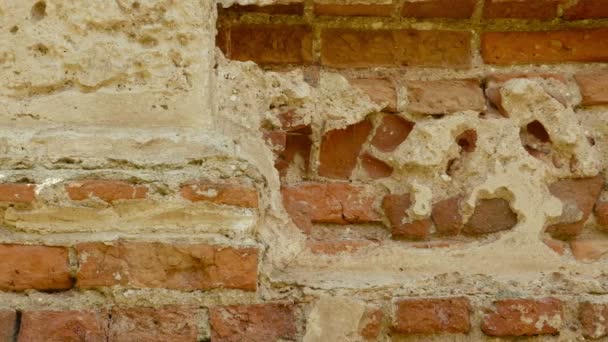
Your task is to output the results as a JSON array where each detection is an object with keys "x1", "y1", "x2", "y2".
[
  {"x1": 31, "y1": 1, "x2": 47, "y2": 21},
  {"x1": 456, "y1": 130, "x2": 477, "y2": 153},
  {"x1": 9, "y1": 26, "x2": 18, "y2": 34},
  {"x1": 520, "y1": 121, "x2": 552, "y2": 159},
  {"x1": 526, "y1": 120, "x2": 551, "y2": 143}
]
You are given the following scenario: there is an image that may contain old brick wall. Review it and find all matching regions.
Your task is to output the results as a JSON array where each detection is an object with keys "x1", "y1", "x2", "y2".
[{"x1": 1, "y1": 0, "x2": 608, "y2": 341}]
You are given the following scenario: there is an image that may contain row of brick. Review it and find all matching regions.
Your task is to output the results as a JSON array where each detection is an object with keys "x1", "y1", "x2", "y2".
[
  {"x1": 0, "y1": 242, "x2": 258, "y2": 292},
  {"x1": 223, "y1": 0, "x2": 608, "y2": 20},
  {"x1": 1, "y1": 298, "x2": 607, "y2": 340},
  {"x1": 0, "y1": 180, "x2": 258, "y2": 208},
  {"x1": 219, "y1": 24, "x2": 608, "y2": 67}
]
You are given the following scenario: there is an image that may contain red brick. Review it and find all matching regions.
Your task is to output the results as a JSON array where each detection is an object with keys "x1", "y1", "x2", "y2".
[
  {"x1": 481, "y1": 298, "x2": 563, "y2": 336},
  {"x1": 570, "y1": 239, "x2": 608, "y2": 262},
  {"x1": 263, "y1": 130, "x2": 287, "y2": 153},
  {"x1": 431, "y1": 196, "x2": 464, "y2": 236},
  {"x1": 307, "y1": 239, "x2": 374, "y2": 255},
  {"x1": 276, "y1": 126, "x2": 312, "y2": 177},
  {"x1": 0, "y1": 310, "x2": 16, "y2": 342},
  {"x1": 483, "y1": 0, "x2": 559, "y2": 19},
  {"x1": 402, "y1": 0, "x2": 476, "y2": 18},
  {"x1": 349, "y1": 78, "x2": 398, "y2": 112},
  {"x1": 407, "y1": 79, "x2": 485, "y2": 115},
  {"x1": 0, "y1": 183, "x2": 35, "y2": 203},
  {"x1": 597, "y1": 196, "x2": 608, "y2": 227},
  {"x1": 109, "y1": 306, "x2": 198, "y2": 342},
  {"x1": 221, "y1": 3, "x2": 304, "y2": 15},
  {"x1": 65, "y1": 180, "x2": 147, "y2": 202},
  {"x1": 564, "y1": 0, "x2": 608, "y2": 20},
  {"x1": 482, "y1": 28, "x2": 608, "y2": 65},
  {"x1": 75, "y1": 241, "x2": 258, "y2": 291},
  {"x1": 456, "y1": 129, "x2": 477, "y2": 152},
  {"x1": 579, "y1": 301, "x2": 608, "y2": 339},
  {"x1": 361, "y1": 152, "x2": 393, "y2": 179},
  {"x1": 18, "y1": 311, "x2": 108, "y2": 342},
  {"x1": 383, "y1": 194, "x2": 432, "y2": 240},
  {"x1": 321, "y1": 29, "x2": 472, "y2": 68},
  {"x1": 546, "y1": 176, "x2": 603, "y2": 240},
  {"x1": 227, "y1": 24, "x2": 312, "y2": 65},
  {"x1": 370, "y1": 114, "x2": 414, "y2": 152},
  {"x1": 180, "y1": 182, "x2": 258, "y2": 208},
  {"x1": 209, "y1": 303, "x2": 296, "y2": 342},
  {"x1": 464, "y1": 198, "x2": 518, "y2": 235},
  {"x1": 281, "y1": 183, "x2": 381, "y2": 224},
  {"x1": 393, "y1": 297, "x2": 471, "y2": 334},
  {"x1": 319, "y1": 120, "x2": 372, "y2": 179},
  {"x1": 575, "y1": 72, "x2": 608, "y2": 106},
  {"x1": 359, "y1": 307, "x2": 383, "y2": 340},
  {"x1": 0, "y1": 244, "x2": 72, "y2": 291},
  {"x1": 314, "y1": 3, "x2": 393, "y2": 16}
]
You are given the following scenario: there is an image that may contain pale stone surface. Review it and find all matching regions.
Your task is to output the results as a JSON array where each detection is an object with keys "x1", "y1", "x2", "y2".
[{"x1": 303, "y1": 296, "x2": 366, "y2": 342}]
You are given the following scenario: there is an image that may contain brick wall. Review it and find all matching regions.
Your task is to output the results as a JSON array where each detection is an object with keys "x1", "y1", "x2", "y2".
[{"x1": 1, "y1": 0, "x2": 608, "y2": 341}]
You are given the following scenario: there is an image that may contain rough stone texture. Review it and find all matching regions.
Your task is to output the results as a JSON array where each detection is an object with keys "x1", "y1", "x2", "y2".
[
  {"x1": 210, "y1": 304, "x2": 296, "y2": 342},
  {"x1": 481, "y1": 298, "x2": 563, "y2": 336},
  {"x1": 109, "y1": 306, "x2": 199, "y2": 342},
  {"x1": 18, "y1": 311, "x2": 108, "y2": 342},
  {"x1": 393, "y1": 298, "x2": 471, "y2": 335},
  {"x1": 75, "y1": 242, "x2": 258, "y2": 291},
  {"x1": 0, "y1": 245, "x2": 72, "y2": 291}
]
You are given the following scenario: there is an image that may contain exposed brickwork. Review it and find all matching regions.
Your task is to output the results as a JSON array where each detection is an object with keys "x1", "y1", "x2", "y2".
[
  {"x1": 0, "y1": 244, "x2": 72, "y2": 291},
  {"x1": 431, "y1": 196, "x2": 464, "y2": 236},
  {"x1": 349, "y1": 78, "x2": 398, "y2": 113},
  {"x1": 383, "y1": 194, "x2": 433, "y2": 240},
  {"x1": 314, "y1": 3, "x2": 393, "y2": 17},
  {"x1": 359, "y1": 307, "x2": 383, "y2": 340},
  {"x1": 65, "y1": 180, "x2": 147, "y2": 202},
  {"x1": 401, "y1": 0, "x2": 476, "y2": 18},
  {"x1": 393, "y1": 297, "x2": 471, "y2": 335},
  {"x1": 180, "y1": 182, "x2": 259, "y2": 208},
  {"x1": 319, "y1": 120, "x2": 373, "y2": 179},
  {"x1": 464, "y1": 198, "x2": 518, "y2": 235},
  {"x1": 407, "y1": 79, "x2": 485, "y2": 115},
  {"x1": 75, "y1": 241, "x2": 258, "y2": 291},
  {"x1": 0, "y1": 310, "x2": 16, "y2": 342},
  {"x1": 481, "y1": 298, "x2": 563, "y2": 336},
  {"x1": 579, "y1": 302, "x2": 608, "y2": 339},
  {"x1": 0, "y1": 183, "x2": 35, "y2": 203},
  {"x1": 370, "y1": 114, "x2": 414, "y2": 152},
  {"x1": 570, "y1": 239, "x2": 608, "y2": 261},
  {"x1": 575, "y1": 72, "x2": 608, "y2": 106},
  {"x1": 109, "y1": 306, "x2": 199, "y2": 342},
  {"x1": 221, "y1": 3, "x2": 305, "y2": 15},
  {"x1": 18, "y1": 311, "x2": 109, "y2": 342},
  {"x1": 564, "y1": 0, "x2": 608, "y2": 20},
  {"x1": 483, "y1": 0, "x2": 560, "y2": 19},
  {"x1": 209, "y1": 303, "x2": 297, "y2": 342}
]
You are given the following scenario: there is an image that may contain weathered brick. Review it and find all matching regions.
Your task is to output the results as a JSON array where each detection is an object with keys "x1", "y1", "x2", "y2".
[
  {"x1": 314, "y1": 3, "x2": 393, "y2": 16},
  {"x1": 76, "y1": 241, "x2": 258, "y2": 291},
  {"x1": 349, "y1": 78, "x2": 398, "y2": 112},
  {"x1": 564, "y1": 0, "x2": 608, "y2": 20},
  {"x1": 579, "y1": 301, "x2": 608, "y2": 339},
  {"x1": 402, "y1": 0, "x2": 476, "y2": 18},
  {"x1": 359, "y1": 307, "x2": 383, "y2": 340},
  {"x1": 227, "y1": 24, "x2": 312, "y2": 64},
  {"x1": 481, "y1": 298, "x2": 563, "y2": 336},
  {"x1": 276, "y1": 126, "x2": 312, "y2": 177},
  {"x1": 319, "y1": 120, "x2": 372, "y2": 179},
  {"x1": 570, "y1": 239, "x2": 608, "y2": 262},
  {"x1": 308, "y1": 239, "x2": 374, "y2": 255},
  {"x1": 482, "y1": 28, "x2": 608, "y2": 65},
  {"x1": 407, "y1": 79, "x2": 485, "y2": 115},
  {"x1": 543, "y1": 237, "x2": 567, "y2": 255},
  {"x1": 393, "y1": 297, "x2": 471, "y2": 334},
  {"x1": 0, "y1": 244, "x2": 72, "y2": 291},
  {"x1": 282, "y1": 183, "x2": 380, "y2": 224},
  {"x1": 263, "y1": 130, "x2": 287, "y2": 153},
  {"x1": 597, "y1": 195, "x2": 608, "y2": 227},
  {"x1": 370, "y1": 114, "x2": 415, "y2": 152},
  {"x1": 0, "y1": 310, "x2": 16, "y2": 342},
  {"x1": 221, "y1": 3, "x2": 304, "y2": 15},
  {"x1": 546, "y1": 176, "x2": 603, "y2": 240},
  {"x1": 383, "y1": 194, "x2": 432, "y2": 240},
  {"x1": 464, "y1": 198, "x2": 518, "y2": 235},
  {"x1": 180, "y1": 182, "x2": 258, "y2": 208},
  {"x1": 321, "y1": 29, "x2": 472, "y2": 68},
  {"x1": 0, "y1": 183, "x2": 35, "y2": 203},
  {"x1": 65, "y1": 180, "x2": 147, "y2": 202},
  {"x1": 109, "y1": 306, "x2": 198, "y2": 342},
  {"x1": 456, "y1": 129, "x2": 478, "y2": 152},
  {"x1": 361, "y1": 152, "x2": 393, "y2": 179},
  {"x1": 209, "y1": 304, "x2": 296, "y2": 342},
  {"x1": 431, "y1": 196, "x2": 464, "y2": 236},
  {"x1": 575, "y1": 72, "x2": 608, "y2": 106},
  {"x1": 483, "y1": 0, "x2": 559, "y2": 19},
  {"x1": 18, "y1": 311, "x2": 108, "y2": 342}
]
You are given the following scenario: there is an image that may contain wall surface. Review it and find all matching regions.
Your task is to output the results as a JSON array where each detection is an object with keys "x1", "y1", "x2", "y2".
[{"x1": 1, "y1": 0, "x2": 608, "y2": 341}]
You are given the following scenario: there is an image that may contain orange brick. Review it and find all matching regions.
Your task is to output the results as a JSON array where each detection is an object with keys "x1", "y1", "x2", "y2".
[
  {"x1": 393, "y1": 297, "x2": 471, "y2": 334},
  {"x1": 361, "y1": 152, "x2": 394, "y2": 179},
  {"x1": 0, "y1": 310, "x2": 16, "y2": 342},
  {"x1": 370, "y1": 114, "x2": 415, "y2": 152},
  {"x1": 481, "y1": 298, "x2": 563, "y2": 336},
  {"x1": 483, "y1": 0, "x2": 559, "y2": 19},
  {"x1": 75, "y1": 241, "x2": 258, "y2": 291},
  {"x1": 180, "y1": 182, "x2": 258, "y2": 208},
  {"x1": 227, "y1": 24, "x2": 312, "y2": 65},
  {"x1": 402, "y1": 0, "x2": 476, "y2": 18},
  {"x1": 570, "y1": 239, "x2": 608, "y2": 261},
  {"x1": 431, "y1": 196, "x2": 464, "y2": 236},
  {"x1": 18, "y1": 311, "x2": 108, "y2": 341},
  {"x1": 314, "y1": 3, "x2": 393, "y2": 16},
  {"x1": 321, "y1": 29, "x2": 472, "y2": 68},
  {"x1": 464, "y1": 198, "x2": 518, "y2": 235},
  {"x1": 319, "y1": 120, "x2": 372, "y2": 179},
  {"x1": 109, "y1": 306, "x2": 198, "y2": 342},
  {"x1": 482, "y1": 28, "x2": 608, "y2": 65},
  {"x1": 65, "y1": 180, "x2": 147, "y2": 202},
  {"x1": 349, "y1": 78, "x2": 398, "y2": 112},
  {"x1": 359, "y1": 307, "x2": 384, "y2": 340},
  {"x1": 0, "y1": 183, "x2": 35, "y2": 203},
  {"x1": 575, "y1": 72, "x2": 608, "y2": 106},
  {"x1": 210, "y1": 304, "x2": 297, "y2": 342},
  {"x1": 579, "y1": 302, "x2": 608, "y2": 339},
  {"x1": 383, "y1": 194, "x2": 433, "y2": 240},
  {"x1": 221, "y1": 3, "x2": 304, "y2": 15},
  {"x1": 564, "y1": 0, "x2": 608, "y2": 20},
  {"x1": 407, "y1": 79, "x2": 485, "y2": 115},
  {"x1": 0, "y1": 244, "x2": 72, "y2": 291}
]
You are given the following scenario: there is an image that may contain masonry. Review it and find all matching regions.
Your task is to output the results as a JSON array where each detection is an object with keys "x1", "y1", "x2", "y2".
[{"x1": 0, "y1": 0, "x2": 608, "y2": 341}]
